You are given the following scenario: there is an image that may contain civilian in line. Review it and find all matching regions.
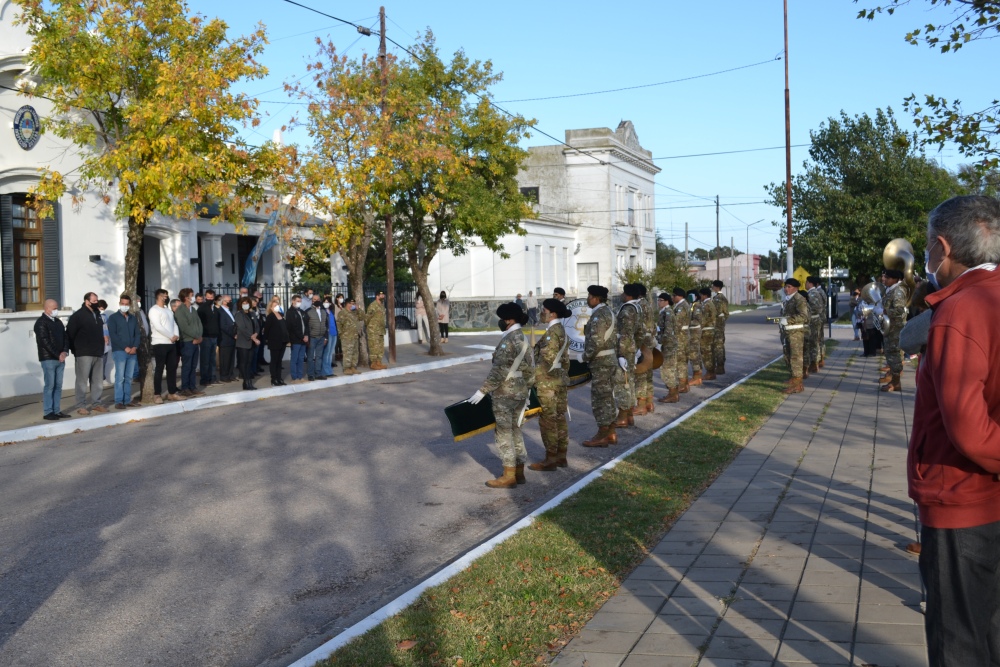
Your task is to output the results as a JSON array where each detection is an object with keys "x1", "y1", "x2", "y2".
[
  {"x1": 175, "y1": 288, "x2": 204, "y2": 397},
  {"x1": 415, "y1": 294, "x2": 431, "y2": 344},
  {"x1": 307, "y1": 295, "x2": 329, "y2": 380},
  {"x1": 97, "y1": 299, "x2": 113, "y2": 386},
  {"x1": 235, "y1": 296, "x2": 260, "y2": 390},
  {"x1": 286, "y1": 294, "x2": 308, "y2": 383},
  {"x1": 436, "y1": 291, "x2": 450, "y2": 343},
  {"x1": 149, "y1": 289, "x2": 184, "y2": 404},
  {"x1": 217, "y1": 294, "x2": 238, "y2": 382},
  {"x1": 263, "y1": 297, "x2": 289, "y2": 386},
  {"x1": 35, "y1": 299, "x2": 70, "y2": 421},
  {"x1": 107, "y1": 294, "x2": 141, "y2": 409},
  {"x1": 197, "y1": 288, "x2": 220, "y2": 386},
  {"x1": 66, "y1": 292, "x2": 108, "y2": 415},
  {"x1": 321, "y1": 294, "x2": 338, "y2": 377}
]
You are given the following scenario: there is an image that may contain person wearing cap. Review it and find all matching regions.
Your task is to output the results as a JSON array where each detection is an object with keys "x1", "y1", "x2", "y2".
[
  {"x1": 612, "y1": 283, "x2": 642, "y2": 428},
  {"x1": 687, "y1": 289, "x2": 705, "y2": 386},
  {"x1": 710, "y1": 280, "x2": 729, "y2": 374},
  {"x1": 633, "y1": 283, "x2": 657, "y2": 417},
  {"x1": 697, "y1": 288, "x2": 718, "y2": 381},
  {"x1": 366, "y1": 291, "x2": 387, "y2": 370},
  {"x1": 336, "y1": 297, "x2": 362, "y2": 375},
  {"x1": 780, "y1": 278, "x2": 810, "y2": 393},
  {"x1": 552, "y1": 287, "x2": 566, "y2": 301},
  {"x1": 656, "y1": 292, "x2": 680, "y2": 403},
  {"x1": 805, "y1": 276, "x2": 827, "y2": 374},
  {"x1": 671, "y1": 287, "x2": 692, "y2": 394},
  {"x1": 581, "y1": 285, "x2": 618, "y2": 446},
  {"x1": 879, "y1": 268, "x2": 909, "y2": 392},
  {"x1": 528, "y1": 298, "x2": 572, "y2": 471},
  {"x1": 468, "y1": 303, "x2": 534, "y2": 488}
]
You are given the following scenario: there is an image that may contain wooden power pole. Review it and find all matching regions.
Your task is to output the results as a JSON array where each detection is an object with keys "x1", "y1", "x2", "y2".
[{"x1": 378, "y1": 6, "x2": 396, "y2": 362}]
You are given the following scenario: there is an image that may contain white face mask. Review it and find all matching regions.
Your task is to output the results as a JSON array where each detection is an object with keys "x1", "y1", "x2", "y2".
[
  {"x1": 336, "y1": 298, "x2": 343, "y2": 304},
  {"x1": 925, "y1": 238, "x2": 942, "y2": 289},
  {"x1": 242, "y1": 304, "x2": 250, "y2": 311},
  {"x1": 324, "y1": 301, "x2": 331, "y2": 307},
  {"x1": 119, "y1": 304, "x2": 130, "y2": 313}
]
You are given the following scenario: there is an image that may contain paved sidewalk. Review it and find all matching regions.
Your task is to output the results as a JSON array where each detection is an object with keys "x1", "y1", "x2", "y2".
[{"x1": 552, "y1": 340, "x2": 924, "y2": 667}]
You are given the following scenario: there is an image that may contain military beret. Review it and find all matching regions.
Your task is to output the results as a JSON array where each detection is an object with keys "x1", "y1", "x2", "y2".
[
  {"x1": 553, "y1": 287, "x2": 566, "y2": 296},
  {"x1": 622, "y1": 283, "x2": 642, "y2": 298},
  {"x1": 699, "y1": 287, "x2": 712, "y2": 296},
  {"x1": 587, "y1": 285, "x2": 609, "y2": 299},
  {"x1": 542, "y1": 298, "x2": 571, "y2": 318},
  {"x1": 806, "y1": 276, "x2": 821, "y2": 286},
  {"x1": 496, "y1": 302, "x2": 524, "y2": 321},
  {"x1": 711, "y1": 280, "x2": 724, "y2": 288},
  {"x1": 635, "y1": 283, "x2": 648, "y2": 296},
  {"x1": 785, "y1": 278, "x2": 801, "y2": 288},
  {"x1": 657, "y1": 292, "x2": 671, "y2": 301},
  {"x1": 672, "y1": 287, "x2": 687, "y2": 297},
  {"x1": 884, "y1": 269, "x2": 904, "y2": 280}
]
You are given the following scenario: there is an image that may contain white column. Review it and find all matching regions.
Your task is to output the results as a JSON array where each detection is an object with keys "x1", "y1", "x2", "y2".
[{"x1": 201, "y1": 233, "x2": 224, "y2": 285}]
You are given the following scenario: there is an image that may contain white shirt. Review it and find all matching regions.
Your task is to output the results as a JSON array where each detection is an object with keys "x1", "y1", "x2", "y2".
[
  {"x1": 149, "y1": 304, "x2": 179, "y2": 346},
  {"x1": 501, "y1": 322, "x2": 522, "y2": 339},
  {"x1": 546, "y1": 317, "x2": 562, "y2": 330}
]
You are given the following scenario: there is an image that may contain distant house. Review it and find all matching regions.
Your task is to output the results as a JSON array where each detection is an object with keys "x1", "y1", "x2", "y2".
[{"x1": 427, "y1": 120, "x2": 660, "y2": 300}]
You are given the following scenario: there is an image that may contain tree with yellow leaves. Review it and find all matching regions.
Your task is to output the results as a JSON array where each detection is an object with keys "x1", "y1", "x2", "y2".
[{"x1": 16, "y1": 0, "x2": 287, "y2": 401}]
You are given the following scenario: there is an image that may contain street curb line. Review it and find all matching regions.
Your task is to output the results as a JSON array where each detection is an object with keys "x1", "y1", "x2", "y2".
[
  {"x1": 287, "y1": 353, "x2": 785, "y2": 667},
  {"x1": 0, "y1": 353, "x2": 492, "y2": 445}
]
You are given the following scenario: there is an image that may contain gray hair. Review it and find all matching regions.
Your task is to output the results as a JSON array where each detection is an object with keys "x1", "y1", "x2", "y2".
[{"x1": 928, "y1": 195, "x2": 1000, "y2": 266}]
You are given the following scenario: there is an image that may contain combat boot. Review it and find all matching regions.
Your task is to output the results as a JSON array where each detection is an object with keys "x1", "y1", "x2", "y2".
[
  {"x1": 808, "y1": 362, "x2": 819, "y2": 374},
  {"x1": 646, "y1": 395, "x2": 654, "y2": 414},
  {"x1": 679, "y1": 379, "x2": 689, "y2": 393},
  {"x1": 878, "y1": 370, "x2": 892, "y2": 384},
  {"x1": 613, "y1": 408, "x2": 631, "y2": 428},
  {"x1": 514, "y1": 463, "x2": 526, "y2": 484},
  {"x1": 879, "y1": 364, "x2": 890, "y2": 373},
  {"x1": 658, "y1": 387, "x2": 680, "y2": 403},
  {"x1": 633, "y1": 396, "x2": 648, "y2": 416},
  {"x1": 554, "y1": 448, "x2": 568, "y2": 468},
  {"x1": 818, "y1": 359, "x2": 825, "y2": 369},
  {"x1": 529, "y1": 454, "x2": 560, "y2": 471},
  {"x1": 782, "y1": 378, "x2": 804, "y2": 394},
  {"x1": 880, "y1": 373, "x2": 902, "y2": 392},
  {"x1": 703, "y1": 371, "x2": 717, "y2": 381},
  {"x1": 717, "y1": 364, "x2": 726, "y2": 374},
  {"x1": 582, "y1": 426, "x2": 615, "y2": 447},
  {"x1": 689, "y1": 371, "x2": 703, "y2": 386},
  {"x1": 485, "y1": 467, "x2": 518, "y2": 488}
]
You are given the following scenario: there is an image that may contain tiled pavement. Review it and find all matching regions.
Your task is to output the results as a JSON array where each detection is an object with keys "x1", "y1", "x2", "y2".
[{"x1": 551, "y1": 341, "x2": 925, "y2": 667}]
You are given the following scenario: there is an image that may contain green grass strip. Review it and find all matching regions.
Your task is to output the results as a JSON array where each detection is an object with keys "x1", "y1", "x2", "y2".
[{"x1": 322, "y1": 361, "x2": 792, "y2": 667}]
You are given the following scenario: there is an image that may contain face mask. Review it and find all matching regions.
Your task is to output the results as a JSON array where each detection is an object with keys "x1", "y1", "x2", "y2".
[
  {"x1": 292, "y1": 301, "x2": 300, "y2": 309},
  {"x1": 313, "y1": 301, "x2": 321, "y2": 308},
  {"x1": 136, "y1": 301, "x2": 141, "y2": 308},
  {"x1": 925, "y1": 239, "x2": 941, "y2": 290},
  {"x1": 498, "y1": 321, "x2": 509, "y2": 332},
  {"x1": 277, "y1": 305, "x2": 284, "y2": 314},
  {"x1": 242, "y1": 304, "x2": 250, "y2": 311},
  {"x1": 349, "y1": 304, "x2": 356, "y2": 311},
  {"x1": 324, "y1": 301, "x2": 331, "y2": 307},
  {"x1": 119, "y1": 304, "x2": 129, "y2": 313},
  {"x1": 336, "y1": 298, "x2": 343, "y2": 304}
]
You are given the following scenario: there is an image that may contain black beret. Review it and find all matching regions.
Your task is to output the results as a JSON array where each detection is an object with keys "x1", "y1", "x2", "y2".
[
  {"x1": 711, "y1": 280, "x2": 724, "y2": 288},
  {"x1": 496, "y1": 302, "x2": 523, "y2": 321},
  {"x1": 587, "y1": 284, "x2": 609, "y2": 298},
  {"x1": 785, "y1": 278, "x2": 801, "y2": 288},
  {"x1": 884, "y1": 269, "x2": 904, "y2": 280},
  {"x1": 806, "y1": 275, "x2": 821, "y2": 286},
  {"x1": 672, "y1": 287, "x2": 687, "y2": 297},
  {"x1": 699, "y1": 287, "x2": 712, "y2": 296},
  {"x1": 542, "y1": 298, "x2": 571, "y2": 318},
  {"x1": 553, "y1": 287, "x2": 566, "y2": 296},
  {"x1": 635, "y1": 283, "x2": 648, "y2": 296},
  {"x1": 657, "y1": 292, "x2": 671, "y2": 301},
  {"x1": 622, "y1": 283, "x2": 642, "y2": 297}
]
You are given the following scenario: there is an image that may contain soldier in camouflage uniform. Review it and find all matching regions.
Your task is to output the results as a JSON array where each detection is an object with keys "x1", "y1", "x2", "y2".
[
  {"x1": 528, "y1": 298, "x2": 572, "y2": 471},
  {"x1": 710, "y1": 280, "x2": 729, "y2": 373},
  {"x1": 780, "y1": 278, "x2": 810, "y2": 393},
  {"x1": 671, "y1": 287, "x2": 691, "y2": 393},
  {"x1": 656, "y1": 292, "x2": 680, "y2": 403},
  {"x1": 582, "y1": 285, "x2": 618, "y2": 447},
  {"x1": 687, "y1": 290, "x2": 704, "y2": 385},
  {"x1": 336, "y1": 298, "x2": 362, "y2": 375},
  {"x1": 469, "y1": 302, "x2": 534, "y2": 488},
  {"x1": 805, "y1": 276, "x2": 827, "y2": 374},
  {"x1": 366, "y1": 291, "x2": 387, "y2": 370},
  {"x1": 612, "y1": 284, "x2": 643, "y2": 427},
  {"x1": 633, "y1": 284, "x2": 657, "y2": 416},
  {"x1": 879, "y1": 269, "x2": 909, "y2": 392},
  {"x1": 697, "y1": 288, "x2": 718, "y2": 380}
]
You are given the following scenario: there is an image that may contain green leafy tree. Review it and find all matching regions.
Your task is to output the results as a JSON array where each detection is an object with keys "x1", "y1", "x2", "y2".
[
  {"x1": 16, "y1": 0, "x2": 285, "y2": 402},
  {"x1": 766, "y1": 108, "x2": 962, "y2": 284},
  {"x1": 652, "y1": 234, "x2": 696, "y2": 291},
  {"x1": 857, "y1": 0, "x2": 1000, "y2": 168}
]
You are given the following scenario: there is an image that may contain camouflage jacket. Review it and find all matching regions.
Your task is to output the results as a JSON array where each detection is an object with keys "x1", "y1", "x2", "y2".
[
  {"x1": 689, "y1": 299, "x2": 704, "y2": 331},
  {"x1": 657, "y1": 306, "x2": 678, "y2": 356},
  {"x1": 700, "y1": 298, "x2": 718, "y2": 332},
  {"x1": 336, "y1": 307, "x2": 361, "y2": 339},
  {"x1": 534, "y1": 321, "x2": 569, "y2": 387},
  {"x1": 640, "y1": 297, "x2": 657, "y2": 348},
  {"x1": 481, "y1": 327, "x2": 534, "y2": 400},
  {"x1": 807, "y1": 287, "x2": 826, "y2": 323},
  {"x1": 583, "y1": 303, "x2": 616, "y2": 366},
  {"x1": 617, "y1": 300, "x2": 642, "y2": 361},
  {"x1": 884, "y1": 282, "x2": 910, "y2": 331},
  {"x1": 673, "y1": 299, "x2": 691, "y2": 338},
  {"x1": 712, "y1": 291, "x2": 730, "y2": 324},
  {"x1": 366, "y1": 301, "x2": 386, "y2": 335},
  {"x1": 782, "y1": 292, "x2": 810, "y2": 327}
]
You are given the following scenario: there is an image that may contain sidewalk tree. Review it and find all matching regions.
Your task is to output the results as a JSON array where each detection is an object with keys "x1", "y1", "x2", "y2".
[
  {"x1": 390, "y1": 32, "x2": 535, "y2": 356},
  {"x1": 16, "y1": 0, "x2": 285, "y2": 401},
  {"x1": 765, "y1": 108, "x2": 961, "y2": 283},
  {"x1": 857, "y1": 0, "x2": 1000, "y2": 168}
]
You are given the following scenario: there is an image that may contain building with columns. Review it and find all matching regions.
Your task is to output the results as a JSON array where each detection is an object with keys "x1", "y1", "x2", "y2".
[{"x1": 427, "y1": 120, "x2": 659, "y2": 301}]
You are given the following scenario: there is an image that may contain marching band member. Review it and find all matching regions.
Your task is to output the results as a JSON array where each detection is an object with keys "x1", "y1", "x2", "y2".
[{"x1": 528, "y1": 299, "x2": 572, "y2": 471}]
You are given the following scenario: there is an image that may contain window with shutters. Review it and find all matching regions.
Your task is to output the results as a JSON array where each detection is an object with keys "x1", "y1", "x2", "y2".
[{"x1": 12, "y1": 195, "x2": 44, "y2": 311}]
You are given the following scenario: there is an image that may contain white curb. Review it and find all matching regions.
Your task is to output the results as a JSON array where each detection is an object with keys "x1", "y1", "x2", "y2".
[
  {"x1": 287, "y1": 353, "x2": 785, "y2": 667},
  {"x1": 0, "y1": 353, "x2": 492, "y2": 446}
]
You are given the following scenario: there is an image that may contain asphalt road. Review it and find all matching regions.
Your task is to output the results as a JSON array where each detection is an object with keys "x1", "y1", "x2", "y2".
[{"x1": 0, "y1": 308, "x2": 784, "y2": 667}]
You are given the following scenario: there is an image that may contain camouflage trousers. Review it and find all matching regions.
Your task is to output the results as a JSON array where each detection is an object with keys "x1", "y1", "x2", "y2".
[
  {"x1": 590, "y1": 362, "x2": 618, "y2": 427},
  {"x1": 883, "y1": 327, "x2": 903, "y2": 374},
  {"x1": 341, "y1": 334, "x2": 360, "y2": 370},
  {"x1": 635, "y1": 369, "x2": 653, "y2": 400},
  {"x1": 676, "y1": 337, "x2": 689, "y2": 385},
  {"x1": 714, "y1": 326, "x2": 726, "y2": 368},
  {"x1": 701, "y1": 331, "x2": 715, "y2": 373},
  {"x1": 659, "y1": 349, "x2": 678, "y2": 389},
  {"x1": 808, "y1": 319, "x2": 824, "y2": 367},
  {"x1": 493, "y1": 394, "x2": 528, "y2": 467},
  {"x1": 367, "y1": 330, "x2": 385, "y2": 364},
  {"x1": 786, "y1": 330, "x2": 804, "y2": 379},
  {"x1": 804, "y1": 330, "x2": 815, "y2": 372},
  {"x1": 536, "y1": 381, "x2": 568, "y2": 455},
  {"x1": 612, "y1": 362, "x2": 637, "y2": 410},
  {"x1": 687, "y1": 330, "x2": 702, "y2": 376}
]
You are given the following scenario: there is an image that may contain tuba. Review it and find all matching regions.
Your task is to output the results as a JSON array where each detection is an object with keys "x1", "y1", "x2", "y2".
[
  {"x1": 883, "y1": 238, "x2": 917, "y2": 295},
  {"x1": 857, "y1": 280, "x2": 884, "y2": 332}
]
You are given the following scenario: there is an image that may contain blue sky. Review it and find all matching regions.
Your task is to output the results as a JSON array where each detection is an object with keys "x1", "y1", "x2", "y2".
[{"x1": 195, "y1": 0, "x2": 1000, "y2": 258}]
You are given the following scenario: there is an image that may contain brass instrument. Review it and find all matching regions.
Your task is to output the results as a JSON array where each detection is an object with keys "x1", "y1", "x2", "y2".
[
  {"x1": 883, "y1": 238, "x2": 917, "y2": 295},
  {"x1": 856, "y1": 280, "x2": 885, "y2": 332}
]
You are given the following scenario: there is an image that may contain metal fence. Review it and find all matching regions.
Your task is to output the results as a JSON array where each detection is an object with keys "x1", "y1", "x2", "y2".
[{"x1": 197, "y1": 281, "x2": 420, "y2": 330}]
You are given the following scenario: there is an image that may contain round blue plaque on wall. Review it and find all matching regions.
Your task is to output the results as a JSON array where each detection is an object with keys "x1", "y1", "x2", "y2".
[{"x1": 13, "y1": 105, "x2": 41, "y2": 150}]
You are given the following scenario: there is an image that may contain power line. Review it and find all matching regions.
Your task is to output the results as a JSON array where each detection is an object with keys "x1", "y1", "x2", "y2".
[{"x1": 496, "y1": 57, "x2": 781, "y2": 103}]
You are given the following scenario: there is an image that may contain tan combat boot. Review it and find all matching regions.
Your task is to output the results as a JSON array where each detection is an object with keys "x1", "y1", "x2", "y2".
[
  {"x1": 717, "y1": 364, "x2": 726, "y2": 374},
  {"x1": 613, "y1": 409, "x2": 631, "y2": 428},
  {"x1": 658, "y1": 387, "x2": 680, "y2": 403},
  {"x1": 880, "y1": 373, "x2": 902, "y2": 392},
  {"x1": 808, "y1": 362, "x2": 819, "y2": 374},
  {"x1": 679, "y1": 379, "x2": 690, "y2": 393},
  {"x1": 689, "y1": 371, "x2": 703, "y2": 386},
  {"x1": 582, "y1": 426, "x2": 614, "y2": 447},
  {"x1": 703, "y1": 371, "x2": 717, "y2": 381},
  {"x1": 529, "y1": 454, "x2": 560, "y2": 472},
  {"x1": 514, "y1": 463, "x2": 526, "y2": 484},
  {"x1": 879, "y1": 364, "x2": 890, "y2": 373},
  {"x1": 782, "y1": 378, "x2": 804, "y2": 394},
  {"x1": 486, "y1": 467, "x2": 518, "y2": 488},
  {"x1": 646, "y1": 395, "x2": 654, "y2": 414},
  {"x1": 878, "y1": 370, "x2": 892, "y2": 384},
  {"x1": 554, "y1": 448, "x2": 568, "y2": 468},
  {"x1": 633, "y1": 397, "x2": 648, "y2": 416}
]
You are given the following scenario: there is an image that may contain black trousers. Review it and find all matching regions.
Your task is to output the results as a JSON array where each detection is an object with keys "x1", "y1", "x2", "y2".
[
  {"x1": 921, "y1": 520, "x2": 1000, "y2": 666},
  {"x1": 152, "y1": 343, "x2": 178, "y2": 395},
  {"x1": 439, "y1": 323, "x2": 449, "y2": 338},
  {"x1": 219, "y1": 344, "x2": 236, "y2": 381},
  {"x1": 268, "y1": 345, "x2": 284, "y2": 382},
  {"x1": 862, "y1": 327, "x2": 883, "y2": 357},
  {"x1": 237, "y1": 347, "x2": 255, "y2": 386}
]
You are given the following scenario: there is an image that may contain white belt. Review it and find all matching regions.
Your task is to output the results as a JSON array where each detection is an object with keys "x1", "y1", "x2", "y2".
[
  {"x1": 702, "y1": 326, "x2": 715, "y2": 331},
  {"x1": 810, "y1": 316, "x2": 821, "y2": 320},
  {"x1": 689, "y1": 325, "x2": 701, "y2": 329},
  {"x1": 681, "y1": 326, "x2": 690, "y2": 330},
  {"x1": 784, "y1": 324, "x2": 805, "y2": 330},
  {"x1": 508, "y1": 371, "x2": 522, "y2": 378},
  {"x1": 717, "y1": 314, "x2": 725, "y2": 318},
  {"x1": 596, "y1": 349, "x2": 616, "y2": 357}
]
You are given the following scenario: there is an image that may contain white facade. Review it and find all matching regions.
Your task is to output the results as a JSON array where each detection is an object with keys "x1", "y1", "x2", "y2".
[
  {"x1": 428, "y1": 121, "x2": 660, "y2": 300},
  {"x1": 694, "y1": 254, "x2": 763, "y2": 305}
]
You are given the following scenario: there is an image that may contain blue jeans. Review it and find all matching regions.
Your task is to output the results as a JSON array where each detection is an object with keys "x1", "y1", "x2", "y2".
[
  {"x1": 41, "y1": 359, "x2": 65, "y2": 416},
  {"x1": 199, "y1": 337, "x2": 217, "y2": 385},
  {"x1": 181, "y1": 341, "x2": 200, "y2": 391},
  {"x1": 112, "y1": 350, "x2": 137, "y2": 404},
  {"x1": 308, "y1": 338, "x2": 325, "y2": 378},
  {"x1": 322, "y1": 335, "x2": 338, "y2": 376},
  {"x1": 290, "y1": 343, "x2": 306, "y2": 380}
]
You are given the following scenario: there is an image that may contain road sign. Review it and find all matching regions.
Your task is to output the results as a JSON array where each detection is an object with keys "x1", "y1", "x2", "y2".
[{"x1": 820, "y1": 268, "x2": 850, "y2": 278}]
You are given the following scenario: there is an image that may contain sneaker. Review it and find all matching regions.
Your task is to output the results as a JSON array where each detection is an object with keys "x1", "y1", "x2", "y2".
[
  {"x1": 190, "y1": 389, "x2": 206, "y2": 396},
  {"x1": 166, "y1": 393, "x2": 185, "y2": 401},
  {"x1": 127, "y1": 402, "x2": 142, "y2": 408},
  {"x1": 177, "y1": 389, "x2": 193, "y2": 397},
  {"x1": 115, "y1": 403, "x2": 127, "y2": 410},
  {"x1": 43, "y1": 413, "x2": 60, "y2": 421},
  {"x1": 76, "y1": 408, "x2": 90, "y2": 416},
  {"x1": 153, "y1": 396, "x2": 164, "y2": 405},
  {"x1": 91, "y1": 404, "x2": 108, "y2": 413}
]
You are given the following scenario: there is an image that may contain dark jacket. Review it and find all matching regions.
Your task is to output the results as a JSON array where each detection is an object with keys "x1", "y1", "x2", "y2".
[
  {"x1": 66, "y1": 304, "x2": 105, "y2": 357},
  {"x1": 264, "y1": 313, "x2": 289, "y2": 348},
  {"x1": 107, "y1": 311, "x2": 140, "y2": 352},
  {"x1": 234, "y1": 310, "x2": 259, "y2": 349},
  {"x1": 34, "y1": 313, "x2": 68, "y2": 362},
  {"x1": 198, "y1": 301, "x2": 221, "y2": 337},
  {"x1": 219, "y1": 307, "x2": 237, "y2": 347},
  {"x1": 286, "y1": 307, "x2": 308, "y2": 345}
]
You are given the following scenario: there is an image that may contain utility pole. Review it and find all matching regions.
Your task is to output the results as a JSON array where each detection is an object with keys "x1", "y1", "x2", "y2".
[
  {"x1": 730, "y1": 236, "x2": 735, "y2": 304},
  {"x1": 684, "y1": 222, "x2": 689, "y2": 263},
  {"x1": 378, "y1": 6, "x2": 396, "y2": 363},
  {"x1": 783, "y1": 0, "x2": 794, "y2": 278},
  {"x1": 715, "y1": 195, "x2": 720, "y2": 281}
]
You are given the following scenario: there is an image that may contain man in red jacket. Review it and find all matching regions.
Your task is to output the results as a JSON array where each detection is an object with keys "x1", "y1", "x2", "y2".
[{"x1": 909, "y1": 195, "x2": 1000, "y2": 666}]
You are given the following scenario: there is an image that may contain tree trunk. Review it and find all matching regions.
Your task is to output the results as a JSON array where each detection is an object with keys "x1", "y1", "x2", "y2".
[
  {"x1": 407, "y1": 246, "x2": 443, "y2": 357},
  {"x1": 343, "y1": 212, "x2": 374, "y2": 366},
  {"x1": 123, "y1": 216, "x2": 156, "y2": 403}
]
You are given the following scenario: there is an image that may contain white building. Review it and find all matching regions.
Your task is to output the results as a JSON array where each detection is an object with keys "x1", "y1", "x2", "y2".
[
  {"x1": 694, "y1": 254, "x2": 763, "y2": 305},
  {"x1": 428, "y1": 121, "x2": 660, "y2": 300},
  {"x1": 0, "y1": 1, "x2": 314, "y2": 399}
]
